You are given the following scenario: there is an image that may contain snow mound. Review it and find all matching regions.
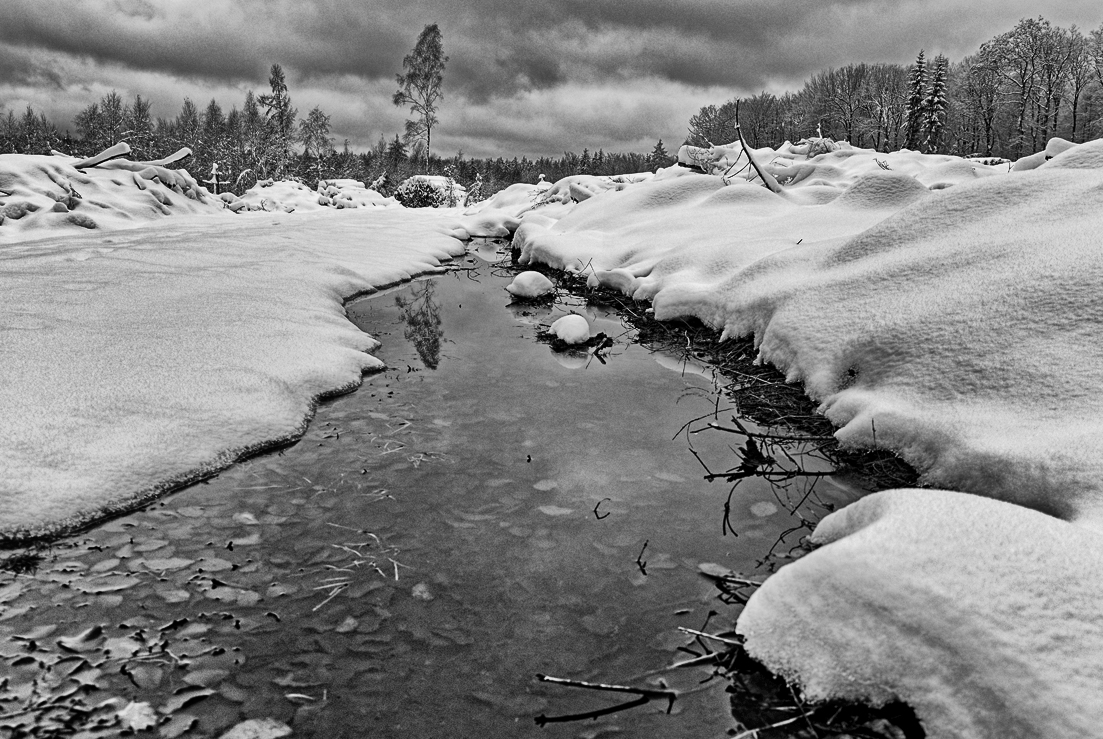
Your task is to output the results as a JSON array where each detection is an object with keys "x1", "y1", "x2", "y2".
[
  {"x1": 678, "y1": 138, "x2": 999, "y2": 197},
  {"x1": 451, "y1": 209, "x2": 521, "y2": 240},
  {"x1": 506, "y1": 270, "x2": 555, "y2": 298},
  {"x1": 470, "y1": 181, "x2": 550, "y2": 213},
  {"x1": 737, "y1": 488, "x2": 1103, "y2": 739},
  {"x1": 230, "y1": 178, "x2": 395, "y2": 213},
  {"x1": 0, "y1": 207, "x2": 463, "y2": 537},
  {"x1": 0, "y1": 153, "x2": 221, "y2": 243},
  {"x1": 549, "y1": 314, "x2": 590, "y2": 344}
]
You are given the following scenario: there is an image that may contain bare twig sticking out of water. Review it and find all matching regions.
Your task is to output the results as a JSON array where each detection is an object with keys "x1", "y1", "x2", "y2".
[
  {"x1": 593, "y1": 498, "x2": 611, "y2": 520},
  {"x1": 676, "y1": 627, "x2": 741, "y2": 647},
  {"x1": 635, "y1": 540, "x2": 649, "y2": 576},
  {"x1": 533, "y1": 674, "x2": 677, "y2": 727}
]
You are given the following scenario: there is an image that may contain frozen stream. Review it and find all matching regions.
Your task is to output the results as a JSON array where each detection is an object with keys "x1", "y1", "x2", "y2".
[{"x1": 0, "y1": 249, "x2": 856, "y2": 738}]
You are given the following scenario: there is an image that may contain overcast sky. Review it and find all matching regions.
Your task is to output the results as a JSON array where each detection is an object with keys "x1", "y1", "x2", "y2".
[{"x1": 1, "y1": 0, "x2": 1100, "y2": 159}]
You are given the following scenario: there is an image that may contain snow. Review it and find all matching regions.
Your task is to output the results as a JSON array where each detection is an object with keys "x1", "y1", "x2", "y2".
[
  {"x1": 470, "y1": 137, "x2": 1103, "y2": 735},
  {"x1": 549, "y1": 314, "x2": 590, "y2": 344},
  {"x1": 398, "y1": 174, "x2": 466, "y2": 204},
  {"x1": 0, "y1": 153, "x2": 221, "y2": 243},
  {"x1": 505, "y1": 270, "x2": 555, "y2": 298},
  {"x1": 6, "y1": 130, "x2": 1103, "y2": 733},
  {"x1": 0, "y1": 152, "x2": 463, "y2": 536},
  {"x1": 737, "y1": 488, "x2": 1103, "y2": 739},
  {"x1": 231, "y1": 178, "x2": 397, "y2": 213}
]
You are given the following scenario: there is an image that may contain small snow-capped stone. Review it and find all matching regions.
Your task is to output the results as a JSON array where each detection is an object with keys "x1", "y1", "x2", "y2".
[
  {"x1": 506, "y1": 271, "x2": 554, "y2": 298},
  {"x1": 550, "y1": 314, "x2": 590, "y2": 344}
]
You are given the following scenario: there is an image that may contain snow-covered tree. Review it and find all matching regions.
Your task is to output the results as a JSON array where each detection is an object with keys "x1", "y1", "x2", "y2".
[
  {"x1": 259, "y1": 63, "x2": 298, "y2": 178},
  {"x1": 393, "y1": 24, "x2": 447, "y2": 169},
  {"x1": 175, "y1": 97, "x2": 202, "y2": 154},
  {"x1": 687, "y1": 100, "x2": 740, "y2": 146},
  {"x1": 299, "y1": 106, "x2": 333, "y2": 182},
  {"x1": 903, "y1": 51, "x2": 928, "y2": 149},
  {"x1": 922, "y1": 54, "x2": 949, "y2": 152},
  {"x1": 124, "y1": 94, "x2": 155, "y2": 160}
]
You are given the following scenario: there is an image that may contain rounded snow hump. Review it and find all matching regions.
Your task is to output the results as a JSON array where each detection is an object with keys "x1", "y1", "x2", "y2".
[
  {"x1": 1039, "y1": 138, "x2": 1103, "y2": 171},
  {"x1": 833, "y1": 171, "x2": 929, "y2": 210}
]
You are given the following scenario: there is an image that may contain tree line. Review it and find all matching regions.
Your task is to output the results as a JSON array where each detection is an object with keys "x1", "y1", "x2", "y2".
[
  {"x1": 0, "y1": 24, "x2": 671, "y2": 201},
  {"x1": 0, "y1": 76, "x2": 670, "y2": 199},
  {"x1": 688, "y1": 16, "x2": 1103, "y2": 158}
]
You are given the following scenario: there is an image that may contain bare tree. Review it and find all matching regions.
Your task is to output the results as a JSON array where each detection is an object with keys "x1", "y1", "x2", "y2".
[{"x1": 393, "y1": 24, "x2": 447, "y2": 169}]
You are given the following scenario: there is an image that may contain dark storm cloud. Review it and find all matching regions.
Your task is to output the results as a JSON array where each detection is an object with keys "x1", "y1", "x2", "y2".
[
  {"x1": 2, "y1": 0, "x2": 1100, "y2": 95},
  {"x1": 0, "y1": 45, "x2": 64, "y2": 89},
  {"x1": 1, "y1": 0, "x2": 1101, "y2": 157}
]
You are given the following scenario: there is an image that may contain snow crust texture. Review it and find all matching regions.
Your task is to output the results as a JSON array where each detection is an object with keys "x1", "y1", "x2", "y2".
[
  {"x1": 459, "y1": 138, "x2": 1103, "y2": 737},
  {"x1": 738, "y1": 488, "x2": 1103, "y2": 739},
  {"x1": 0, "y1": 205, "x2": 462, "y2": 537}
]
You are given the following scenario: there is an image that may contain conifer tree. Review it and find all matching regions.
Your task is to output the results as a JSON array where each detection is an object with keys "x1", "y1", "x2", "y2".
[
  {"x1": 175, "y1": 98, "x2": 202, "y2": 154},
  {"x1": 649, "y1": 139, "x2": 670, "y2": 170},
  {"x1": 385, "y1": 134, "x2": 408, "y2": 173},
  {"x1": 259, "y1": 64, "x2": 297, "y2": 178},
  {"x1": 922, "y1": 54, "x2": 949, "y2": 153},
  {"x1": 903, "y1": 50, "x2": 928, "y2": 149}
]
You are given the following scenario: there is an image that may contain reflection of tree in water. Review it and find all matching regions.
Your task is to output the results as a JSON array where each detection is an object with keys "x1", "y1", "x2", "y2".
[{"x1": 395, "y1": 281, "x2": 443, "y2": 369}]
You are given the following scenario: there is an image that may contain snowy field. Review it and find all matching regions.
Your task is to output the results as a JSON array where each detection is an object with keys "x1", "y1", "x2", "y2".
[
  {"x1": 0, "y1": 152, "x2": 462, "y2": 536},
  {"x1": 4, "y1": 140, "x2": 1103, "y2": 736}
]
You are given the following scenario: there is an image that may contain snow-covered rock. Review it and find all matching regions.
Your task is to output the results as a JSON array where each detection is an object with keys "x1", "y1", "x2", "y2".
[
  {"x1": 549, "y1": 314, "x2": 590, "y2": 344},
  {"x1": 505, "y1": 270, "x2": 555, "y2": 298}
]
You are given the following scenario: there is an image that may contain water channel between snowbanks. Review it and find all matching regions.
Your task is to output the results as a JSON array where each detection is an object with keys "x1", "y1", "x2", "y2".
[{"x1": 0, "y1": 248, "x2": 859, "y2": 738}]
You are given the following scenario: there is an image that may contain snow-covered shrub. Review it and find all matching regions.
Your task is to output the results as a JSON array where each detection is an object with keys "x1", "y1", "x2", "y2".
[
  {"x1": 394, "y1": 178, "x2": 447, "y2": 208},
  {"x1": 464, "y1": 173, "x2": 484, "y2": 206}
]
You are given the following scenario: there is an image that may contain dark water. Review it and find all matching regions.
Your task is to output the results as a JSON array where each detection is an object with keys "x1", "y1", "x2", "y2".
[{"x1": 0, "y1": 250, "x2": 854, "y2": 738}]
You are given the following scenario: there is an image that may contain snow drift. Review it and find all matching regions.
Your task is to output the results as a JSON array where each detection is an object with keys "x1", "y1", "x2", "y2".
[
  {"x1": 461, "y1": 138, "x2": 1103, "y2": 736},
  {"x1": 0, "y1": 152, "x2": 221, "y2": 242},
  {"x1": 737, "y1": 488, "x2": 1103, "y2": 739},
  {"x1": 0, "y1": 155, "x2": 463, "y2": 537}
]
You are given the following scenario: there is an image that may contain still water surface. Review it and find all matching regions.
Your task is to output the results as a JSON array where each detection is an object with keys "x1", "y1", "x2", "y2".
[{"x1": 0, "y1": 251, "x2": 852, "y2": 738}]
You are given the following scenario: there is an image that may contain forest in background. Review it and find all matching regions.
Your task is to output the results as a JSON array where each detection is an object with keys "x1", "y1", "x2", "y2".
[
  {"x1": 0, "y1": 62, "x2": 672, "y2": 200},
  {"x1": 690, "y1": 17, "x2": 1103, "y2": 158},
  {"x1": 2, "y1": 15, "x2": 1102, "y2": 198}
]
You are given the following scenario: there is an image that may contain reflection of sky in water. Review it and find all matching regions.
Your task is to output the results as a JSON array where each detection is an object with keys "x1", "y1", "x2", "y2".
[{"x1": 0, "y1": 259, "x2": 856, "y2": 739}]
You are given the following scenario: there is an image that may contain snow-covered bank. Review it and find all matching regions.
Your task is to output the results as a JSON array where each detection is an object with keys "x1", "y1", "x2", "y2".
[
  {"x1": 459, "y1": 139, "x2": 1103, "y2": 736},
  {"x1": 737, "y1": 488, "x2": 1103, "y2": 739},
  {"x1": 0, "y1": 208, "x2": 463, "y2": 537}
]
